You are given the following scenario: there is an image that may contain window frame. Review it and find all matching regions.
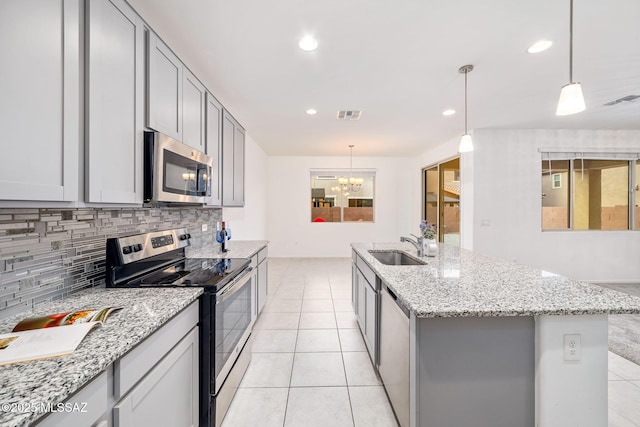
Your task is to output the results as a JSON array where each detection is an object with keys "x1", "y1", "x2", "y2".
[{"x1": 540, "y1": 151, "x2": 640, "y2": 231}]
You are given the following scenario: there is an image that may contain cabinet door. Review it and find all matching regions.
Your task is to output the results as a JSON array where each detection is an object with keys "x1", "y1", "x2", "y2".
[
  {"x1": 0, "y1": 0, "x2": 79, "y2": 201},
  {"x1": 113, "y1": 328, "x2": 199, "y2": 427},
  {"x1": 206, "y1": 92, "x2": 223, "y2": 206},
  {"x1": 182, "y1": 68, "x2": 206, "y2": 152},
  {"x1": 356, "y1": 270, "x2": 366, "y2": 332},
  {"x1": 147, "y1": 32, "x2": 182, "y2": 140},
  {"x1": 221, "y1": 111, "x2": 245, "y2": 206},
  {"x1": 364, "y1": 281, "x2": 377, "y2": 361},
  {"x1": 86, "y1": 0, "x2": 144, "y2": 203},
  {"x1": 257, "y1": 259, "x2": 268, "y2": 314},
  {"x1": 352, "y1": 263, "x2": 358, "y2": 313},
  {"x1": 232, "y1": 125, "x2": 245, "y2": 205}
]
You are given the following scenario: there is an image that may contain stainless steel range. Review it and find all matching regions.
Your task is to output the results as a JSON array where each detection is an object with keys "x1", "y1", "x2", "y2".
[{"x1": 105, "y1": 228, "x2": 255, "y2": 427}]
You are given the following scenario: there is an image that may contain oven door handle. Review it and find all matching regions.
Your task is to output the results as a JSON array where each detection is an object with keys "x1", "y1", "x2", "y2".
[{"x1": 216, "y1": 267, "x2": 253, "y2": 303}]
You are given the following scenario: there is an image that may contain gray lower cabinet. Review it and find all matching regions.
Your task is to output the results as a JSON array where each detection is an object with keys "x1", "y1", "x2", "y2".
[
  {"x1": 257, "y1": 247, "x2": 268, "y2": 314},
  {"x1": 352, "y1": 253, "x2": 378, "y2": 365},
  {"x1": 86, "y1": 0, "x2": 144, "y2": 204},
  {"x1": 206, "y1": 92, "x2": 223, "y2": 206},
  {"x1": 113, "y1": 327, "x2": 198, "y2": 427},
  {"x1": 35, "y1": 300, "x2": 199, "y2": 427},
  {"x1": 0, "y1": 0, "x2": 80, "y2": 202},
  {"x1": 221, "y1": 111, "x2": 245, "y2": 207}
]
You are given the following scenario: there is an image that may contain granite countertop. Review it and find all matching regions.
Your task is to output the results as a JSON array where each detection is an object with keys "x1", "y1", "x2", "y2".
[
  {"x1": 351, "y1": 242, "x2": 640, "y2": 318},
  {"x1": 187, "y1": 240, "x2": 269, "y2": 259},
  {"x1": 0, "y1": 287, "x2": 202, "y2": 427}
]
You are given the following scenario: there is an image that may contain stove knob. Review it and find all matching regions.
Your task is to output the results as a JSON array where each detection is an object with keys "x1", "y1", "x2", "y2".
[
  {"x1": 133, "y1": 244, "x2": 143, "y2": 252},
  {"x1": 122, "y1": 246, "x2": 133, "y2": 255},
  {"x1": 186, "y1": 233, "x2": 191, "y2": 239}
]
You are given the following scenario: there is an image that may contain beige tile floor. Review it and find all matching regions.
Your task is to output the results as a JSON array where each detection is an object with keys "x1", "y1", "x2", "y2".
[{"x1": 222, "y1": 258, "x2": 640, "y2": 427}]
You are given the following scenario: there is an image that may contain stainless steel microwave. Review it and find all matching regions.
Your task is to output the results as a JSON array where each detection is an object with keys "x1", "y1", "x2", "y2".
[{"x1": 144, "y1": 131, "x2": 213, "y2": 204}]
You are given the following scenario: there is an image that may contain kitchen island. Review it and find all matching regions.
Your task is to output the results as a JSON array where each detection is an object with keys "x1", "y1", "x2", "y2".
[
  {"x1": 351, "y1": 242, "x2": 640, "y2": 427},
  {"x1": 0, "y1": 287, "x2": 202, "y2": 427}
]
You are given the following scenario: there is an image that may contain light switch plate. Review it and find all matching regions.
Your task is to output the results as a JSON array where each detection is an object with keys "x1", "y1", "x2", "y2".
[{"x1": 202, "y1": 224, "x2": 208, "y2": 232}]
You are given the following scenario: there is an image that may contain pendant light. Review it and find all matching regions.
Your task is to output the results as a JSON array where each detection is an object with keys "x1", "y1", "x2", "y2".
[
  {"x1": 556, "y1": 0, "x2": 585, "y2": 116},
  {"x1": 458, "y1": 64, "x2": 474, "y2": 153}
]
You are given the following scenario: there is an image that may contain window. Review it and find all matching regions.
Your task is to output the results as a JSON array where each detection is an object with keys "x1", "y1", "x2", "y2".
[
  {"x1": 310, "y1": 170, "x2": 375, "y2": 222},
  {"x1": 540, "y1": 152, "x2": 640, "y2": 231},
  {"x1": 542, "y1": 161, "x2": 570, "y2": 229}
]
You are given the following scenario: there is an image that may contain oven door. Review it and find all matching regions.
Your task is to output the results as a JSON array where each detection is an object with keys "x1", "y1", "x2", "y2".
[
  {"x1": 145, "y1": 131, "x2": 213, "y2": 204},
  {"x1": 213, "y1": 268, "x2": 254, "y2": 394}
]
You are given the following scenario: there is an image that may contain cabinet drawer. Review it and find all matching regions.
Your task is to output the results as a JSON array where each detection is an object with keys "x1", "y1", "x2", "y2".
[
  {"x1": 257, "y1": 246, "x2": 268, "y2": 264},
  {"x1": 36, "y1": 371, "x2": 108, "y2": 427},
  {"x1": 356, "y1": 255, "x2": 377, "y2": 290},
  {"x1": 113, "y1": 300, "x2": 198, "y2": 400}
]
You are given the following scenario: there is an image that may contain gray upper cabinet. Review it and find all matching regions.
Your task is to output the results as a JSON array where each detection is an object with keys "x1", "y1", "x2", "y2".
[
  {"x1": 147, "y1": 31, "x2": 183, "y2": 141},
  {"x1": 86, "y1": 0, "x2": 144, "y2": 204},
  {"x1": 222, "y1": 111, "x2": 245, "y2": 207},
  {"x1": 0, "y1": 0, "x2": 80, "y2": 202},
  {"x1": 182, "y1": 69, "x2": 206, "y2": 152},
  {"x1": 206, "y1": 93, "x2": 223, "y2": 206}
]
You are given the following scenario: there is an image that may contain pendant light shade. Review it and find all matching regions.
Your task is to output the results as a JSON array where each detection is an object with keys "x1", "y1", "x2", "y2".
[
  {"x1": 459, "y1": 134, "x2": 473, "y2": 153},
  {"x1": 556, "y1": 82, "x2": 585, "y2": 115},
  {"x1": 556, "y1": 0, "x2": 585, "y2": 116},
  {"x1": 458, "y1": 64, "x2": 474, "y2": 153}
]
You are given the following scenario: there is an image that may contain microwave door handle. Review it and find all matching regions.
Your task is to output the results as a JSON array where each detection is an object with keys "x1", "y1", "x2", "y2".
[{"x1": 216, "y1": 268, "x2": 253, "y2": 303}]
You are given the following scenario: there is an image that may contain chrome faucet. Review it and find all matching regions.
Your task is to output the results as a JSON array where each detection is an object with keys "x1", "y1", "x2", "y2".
[{"x1": 401, "y1": 234, "x2": 424, "y2": 257}]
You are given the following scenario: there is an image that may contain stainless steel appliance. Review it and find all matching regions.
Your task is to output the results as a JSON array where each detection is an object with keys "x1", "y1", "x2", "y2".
[
  {"x1": 106, "y1": 228, "x2": 255, "y2": 427},
  {"x1": 144, "y1": 131, "x2": 213, "y2": 204},
  {"x1": 379, "y1": 283, "x2": 410, "y2": 427}
]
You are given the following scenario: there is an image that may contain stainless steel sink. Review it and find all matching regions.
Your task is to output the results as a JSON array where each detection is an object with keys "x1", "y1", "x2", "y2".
[{"x1": 368, "y1": 251, "x2": 426, "y2": 266}]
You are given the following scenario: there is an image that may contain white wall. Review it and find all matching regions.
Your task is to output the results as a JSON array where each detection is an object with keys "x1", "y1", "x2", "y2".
[
  {"x1": 471, "y1": 129, "x2": 640, "y2": 282},
  {"x1": 222, "y1": 133, "x2": 268, "y2": 239},
  {"x1": 267, "y1": 156, "x2": 412, "y2": 257}
]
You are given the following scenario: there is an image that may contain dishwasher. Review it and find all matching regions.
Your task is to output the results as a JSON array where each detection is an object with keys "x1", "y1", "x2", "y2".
[{"x1": 379, "y1": 283, "x2": 410, "y2": 427}]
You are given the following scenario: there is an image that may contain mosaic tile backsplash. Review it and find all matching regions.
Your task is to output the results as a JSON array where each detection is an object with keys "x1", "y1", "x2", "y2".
[{"x1": 0, "y1": 207, "x2": 221, "y2": 320}]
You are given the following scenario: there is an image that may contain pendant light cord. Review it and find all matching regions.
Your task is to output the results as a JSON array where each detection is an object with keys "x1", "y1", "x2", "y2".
[
  {"x1": 569, "y1": 0, "x2": 574, "y2": 83},
  {"x1": 464, "y1": 70, "x2": 468, "y2": 134}
]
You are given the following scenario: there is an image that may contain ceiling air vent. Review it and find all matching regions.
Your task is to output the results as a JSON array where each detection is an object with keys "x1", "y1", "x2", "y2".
[
  {"x1": 316, "y1": 175, "x2": 337, "y2": 180},
  {"x1": 604, "y1": 95, "x2": 640, "y2": 106},
  {"x1": 337, "y1": 110, "x2": 362, "y2": 120}
]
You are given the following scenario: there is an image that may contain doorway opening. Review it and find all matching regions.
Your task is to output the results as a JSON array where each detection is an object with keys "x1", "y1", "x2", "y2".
[{"x1": 422, "y1": 158, "x2": 460, "y2": 246}]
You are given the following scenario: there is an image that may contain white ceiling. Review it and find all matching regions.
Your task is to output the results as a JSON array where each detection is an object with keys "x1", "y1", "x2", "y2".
[{"x1": 128, "y1": 0, "x2": 640, "y2": 157}]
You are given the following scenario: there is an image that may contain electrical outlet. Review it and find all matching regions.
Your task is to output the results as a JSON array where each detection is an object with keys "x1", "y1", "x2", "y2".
[
  {"x1": 563, "y1": 334, "x2": 581, "y2": 361},
  {"x1": 201, "y1": 224, "x2": 208, "y2": 232}
]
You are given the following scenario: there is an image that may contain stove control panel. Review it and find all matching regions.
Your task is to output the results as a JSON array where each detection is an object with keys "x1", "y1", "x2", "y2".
[{"x1": 111, "y1": 228, "x2": 191, "y2": 265}]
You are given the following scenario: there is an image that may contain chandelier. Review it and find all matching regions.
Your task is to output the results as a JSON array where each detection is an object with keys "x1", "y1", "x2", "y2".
[{"x1": 334, "y1": 145, "x2": 363, "y2": 193}]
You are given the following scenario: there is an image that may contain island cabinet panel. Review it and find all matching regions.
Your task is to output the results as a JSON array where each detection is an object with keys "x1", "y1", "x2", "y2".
[
  {"x1": 257, "y1": 247, "x2": 269, "y2": 315},
  {"x1": 205, "y1": 92, "x2": 223, "y2": 206},
  {"x1": 0, "y1": 0, "x2": 80, "y2": 202},
  {"x1": 147, "y1": 31, "x2": 183, "y2": 141},
  {"x1": 414, "y1": 316, "x2": 535, "y2": 427},
  {"x1": 86, "y1": 0, "x2": 144, "y2": 204},
  {"x1": 181, "y1": 68, "x2": 206, "y2": 152},
  {"x1": 221, "y1": 111, "x2": 245, "y2": 206},
  {"x1": 352, "y1": 252, "x2": 379, "y2": 365}
]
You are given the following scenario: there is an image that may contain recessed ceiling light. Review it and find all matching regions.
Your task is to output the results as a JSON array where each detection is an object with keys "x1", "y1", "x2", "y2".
[
  {"x1": 306, "y1": 108, "x2": 318, "y2": 115},
  {"x1": 442, "y1": 109, "x2": 456, "y2": 116},
  {"x1": 527, "y1": 40, "x2": 553, "y2": 53},
  {"x1": 298, "y1": 35, "x2": 318, "y2": 52}
]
